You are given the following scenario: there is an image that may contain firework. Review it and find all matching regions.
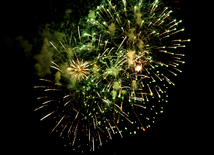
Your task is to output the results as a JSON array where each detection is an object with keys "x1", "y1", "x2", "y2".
[
  {"x1": 34, "y1": 0, "x2": 190, "y2": 152},
  {"x1": 67, "y1": 59, "x2": 90, "y2": 81}
]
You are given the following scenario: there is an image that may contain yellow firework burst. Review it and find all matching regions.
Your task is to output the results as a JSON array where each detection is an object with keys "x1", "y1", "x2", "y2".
[{"x1": 67, "y1": 59, "x2": 90, "y2": 81}]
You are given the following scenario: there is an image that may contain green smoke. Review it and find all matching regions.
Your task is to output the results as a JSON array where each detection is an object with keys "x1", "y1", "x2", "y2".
[{"x1": 34, "y1": 38, "x2": 53, "y2": 77}]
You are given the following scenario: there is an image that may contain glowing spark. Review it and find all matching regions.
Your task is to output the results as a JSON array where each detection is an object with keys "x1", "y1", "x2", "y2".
[
  {"x1": 67, "y1": 59, "x2": 90, "y2": 81},
  {"x1": 135, "y1": 65, "x2": 142, "y2": 72},
  {"x1": 34, "y1": 0, "x2": 190, "y2": 151}
]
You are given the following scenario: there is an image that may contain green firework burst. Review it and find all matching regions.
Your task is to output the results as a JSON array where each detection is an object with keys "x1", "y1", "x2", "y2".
[{"x1": 34, "y1": 0, "x2": 190, "y2": 152}]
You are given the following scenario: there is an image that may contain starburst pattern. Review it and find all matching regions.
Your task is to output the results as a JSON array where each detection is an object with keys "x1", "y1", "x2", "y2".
[
  {"x1": 67, "y1": 59, "x2": 90, "y2": 81},
  {"x1": 34, "y1": 0, "x2": 190, "y2": 152}
]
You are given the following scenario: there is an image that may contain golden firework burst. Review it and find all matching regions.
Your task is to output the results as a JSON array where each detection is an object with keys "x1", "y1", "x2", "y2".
[{"x1": 67, "y1": 59, "x2": 90, "y2": 81}]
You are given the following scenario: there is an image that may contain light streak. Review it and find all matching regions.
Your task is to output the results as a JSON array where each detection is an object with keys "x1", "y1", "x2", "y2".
[
  {"x1": 97, "y1": 34, "x2": 101, "y2": 50},
  {"x1": 97, "y1": 130, "x2": 102, "y2": 146},
  {"x1": 37, "y1": 96, "x2": 49, "y2": 100},
  {"x1": 97, "y1": 12, "x2": 105, "y2": 21},
  {"x1": 49, "y1": 41, "x2": 61, "y2": 54},
  {"x1": 132, "y1": 103, "x2": 145, "y2": 108},
  {"x1": 107, "y1": 47, "x2": 115, "y2": 56},
  {"x1": 117, "y1": 13, "x2": 122, "y2": 24},
  {"x1": 166, "y1": 19, "x2": 177, "y2": 26},
  {"x1": 51, "y1": 66, "x2": 63, "y2": 73},
  {"x1": 154, "y1": 87, "x2": 161, "y2": 98},
  {"x1": 51, "y1": 61, "x2": 60, "y2": 68},
  {"x1": 123, "y1": 0, "x2": 127, "y2": 16},
  {"x1": 117, "y1": 36, "x2": 127, "y2": 52},
  {"x1": 34, "y1": 0, "x2": 190, "y2": 151},
  {"x1": 170, "y1": 28, "x2": 185, "y2": 36},
  {"x1": 72, "y1": 122, "x2": 79, "y2": 146},
  {"x1": 40, "y1": 110, "x2": 56, "y2": 121},
  {"x1": 39, "y1": 78, "x2": 53, "y2": 83},
  {"x1": 60, "y1": 123, "x2": 68, "y2": 137},
  {"x1": 134, "y1": 6, "x2": 137, "y2": 17},
  {"x1": 51, "y1": 115, "x2": 65, "y2": 133},
  {"x1": 106, "y1": 127, "x2": 112, "y2": 139},
  {"x1": 59, "y1": 41, "x2": 67, "y2": 51},
  {"x1": 88, "y1": 127, "x2": 91, "y2": 143},
  {"x1": 132, "y1": 107, "x2": 145, "y2": 131},
  {"x1": 102, "y1": 5, "x2": 108, "y2": 17},
  {"x1": 167, "y1": 20, "x2": 182, "y2": 30},
  {"x1": 150, "y1": 0, "x2": 158, "y2": 14},
  {"x1": 34, "y1": 104, "x2": 48, "y2": 111},
  {"x1": 34, "y1": 86, "x2": 47, "y2": 88},
  {"x1": 159, "y1": 7, "x2": 168, "y2": 17},
  {"x1": 115, "y1": 57, "x2": 126, "y2": 67},
  {"x1": 106, "y1": 119, "x2": 115, "y2": 134},
  {"x1": 44, "y1": 89, "x2": 60, "y2": 91},
  {"x1": 92, "y1": 136, "x2": 95, "y2": 151},
  {"x1": 107, "y1": 0, "x2": 114, "y2": 11},
  {"x1": 115, "y1": 125, "x2": 123, "y2": 138},
  {"x1": 64, "y1": 100, "x2": 72, "y2": 106},
  {"x1": 107, "y1": 9, "x2": 113, "y2": 19}
]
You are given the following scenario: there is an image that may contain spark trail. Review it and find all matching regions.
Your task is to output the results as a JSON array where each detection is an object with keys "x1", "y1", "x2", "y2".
[{"x1": 34, "y1": 0, "x2": 190, "y2": 152}]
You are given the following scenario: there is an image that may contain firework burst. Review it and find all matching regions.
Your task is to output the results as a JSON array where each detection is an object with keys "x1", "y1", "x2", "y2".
[
  {"x1": 34, "y1": 0, "x2": 190, "y2": 152},
  {"x1": 67, "y1": 59, "x2": 90, "y2": 81}
]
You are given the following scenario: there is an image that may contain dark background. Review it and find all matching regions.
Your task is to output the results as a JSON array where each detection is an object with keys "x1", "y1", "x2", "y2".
[{"x1": 2, "y1": 0, "x2": 195, "y2": 154}]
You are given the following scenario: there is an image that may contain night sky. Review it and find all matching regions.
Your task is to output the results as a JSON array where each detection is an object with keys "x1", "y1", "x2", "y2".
[{"x1": 3, "y1": 0, "x2": 194, "y2": 154}]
